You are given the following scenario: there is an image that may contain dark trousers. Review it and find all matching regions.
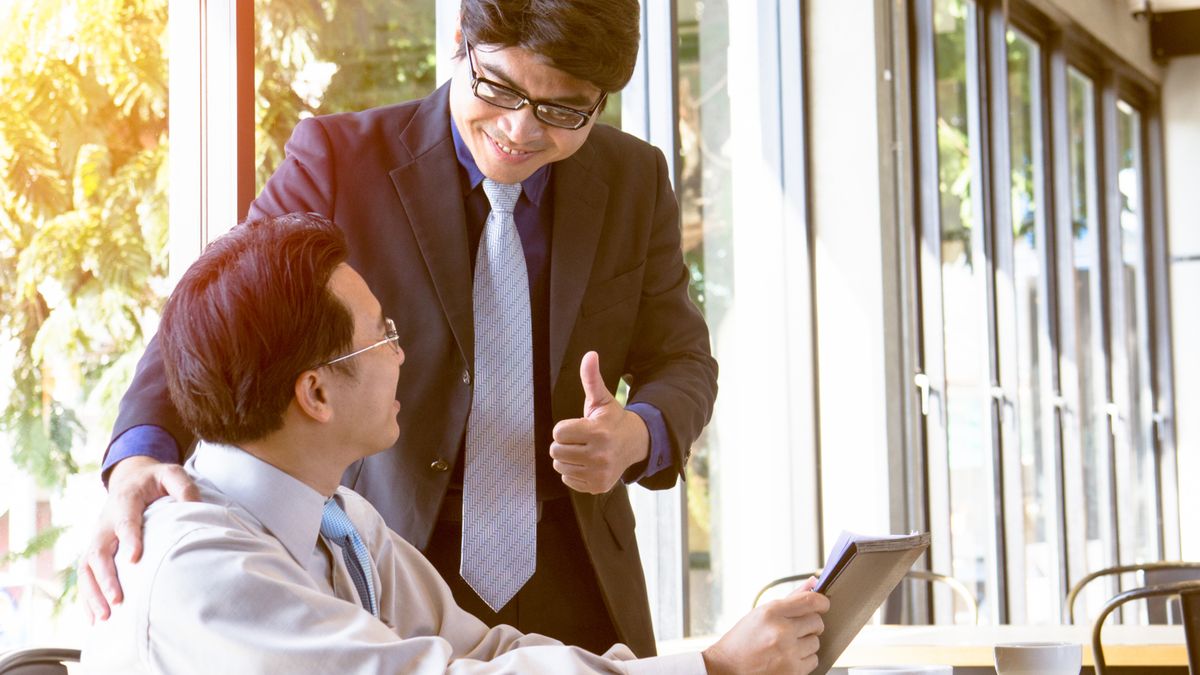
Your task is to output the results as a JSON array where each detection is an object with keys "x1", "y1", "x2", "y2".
[{"x1": 423, "y1": 493, "x2": 621, "y2": 655}]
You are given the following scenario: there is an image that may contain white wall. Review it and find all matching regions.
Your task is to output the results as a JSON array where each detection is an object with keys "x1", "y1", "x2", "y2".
[{"x1": 1162, "y1": 55, "x2": 1200, "y2": 559}]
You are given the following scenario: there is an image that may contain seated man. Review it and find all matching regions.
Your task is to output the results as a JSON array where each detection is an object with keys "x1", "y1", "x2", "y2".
[{"x1": 80, "y1": 213, "x2": 828, "y2": 674}]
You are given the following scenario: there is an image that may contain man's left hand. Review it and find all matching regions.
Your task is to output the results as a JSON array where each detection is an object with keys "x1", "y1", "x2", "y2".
[{"x1": 550, "y1": 351, "x2": 650, "y2": 494}]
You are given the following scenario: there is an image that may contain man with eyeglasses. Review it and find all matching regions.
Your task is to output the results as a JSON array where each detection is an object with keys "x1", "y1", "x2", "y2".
[
  {"x1": 80, "y1": 213, "x2": 828, "y2": 674},
  {"x1": 83, "y1": 0, "x2": 719, "y2": 656}
]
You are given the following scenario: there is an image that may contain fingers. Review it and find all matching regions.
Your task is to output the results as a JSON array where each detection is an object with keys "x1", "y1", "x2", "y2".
[
  {"x1": 552, "y1": 417, "x2": 595, "y2": 445},
  {"x1": 560, "y1": 473, "x2": 605, "y2": 494},
  {"x1": 113, "y1": 509, "x2": 145, "y2": 565},
  {"x1": 77, "y1": 561, "x2": 108, "y2": 623},
  {"x1": 793, "y1": 612, "x2": 825, "y2": 639},
  {"x1": 579, "y1": 351, "x2": 613, "y2": 413},
  {"x1": 158, "y1": 464, "x2": 200, "y2": 502},
  {"x1": 775, "y1": 589, "x2": 831, "y2": 618},
  {"x1": 81, "y1": 527, "x2": 122, "y2": 621},
  {"x1": 797, "y1": 653, "x2": 820, "y2": 675},
  {"x1": 548, "y1": 441, "x2": 594, "y2": 466},
  {"x1": 550, "y1": 443, "x2": 621, "y2": 494}
]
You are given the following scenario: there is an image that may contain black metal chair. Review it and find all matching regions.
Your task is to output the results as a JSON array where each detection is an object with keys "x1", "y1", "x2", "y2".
[
  {"x1": 0, "y1": 648, "x2": 80, "y2": 675},
  {"x1": 752, "y1": 568, "x2": 980, "y2": 624},
  {"x1": 1090, "y1": 579, "x2": 1200, "y2": 675},
  {"x1": 1066, "y1": 561, "x2": 1200, "y2": 624}
]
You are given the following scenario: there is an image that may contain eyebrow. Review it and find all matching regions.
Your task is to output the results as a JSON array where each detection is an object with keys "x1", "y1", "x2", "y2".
[{"x1": 478, "y1": 59, "x2": 599, "y2": 109}]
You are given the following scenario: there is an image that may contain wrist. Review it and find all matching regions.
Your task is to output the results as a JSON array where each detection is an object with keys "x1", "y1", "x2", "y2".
[
  {"x1": 108, "y1": 455, "x2": 160, "y2": 488},
  {"x1": 624, "y1": 408, "x2": 651, "y2": 466}
]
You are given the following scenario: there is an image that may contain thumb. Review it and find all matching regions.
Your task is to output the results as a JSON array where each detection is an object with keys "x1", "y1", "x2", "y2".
[{"x1": 580, "y1": 351, "x2": 613, "y2": 414}]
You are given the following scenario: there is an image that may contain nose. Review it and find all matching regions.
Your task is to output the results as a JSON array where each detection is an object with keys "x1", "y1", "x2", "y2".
[
  {"x1": 395, "y1": 344, "x2": 406, "y2": 367},
  {"x1": 497, "y1": 106, "x2": 543, "y2": 145}
]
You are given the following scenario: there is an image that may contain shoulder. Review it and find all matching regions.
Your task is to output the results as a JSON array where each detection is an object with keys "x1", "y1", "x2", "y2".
[
  {"x1": 138, "y1": 494, "x2": 275, "y2": 576},
  {"x1": 292, "y1": 98, "x2": 425, "y2": 148},
  {"x1": 574, "y1": 124, "x2": 667, "y2": 191},
  {"x1": 583, "y1": 123, "x2": 663, "y2": 166}
]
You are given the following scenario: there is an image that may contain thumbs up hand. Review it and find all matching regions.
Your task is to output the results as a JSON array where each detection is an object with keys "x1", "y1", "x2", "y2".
[{"x1": 550, "y1": 351, "x2": 650, "y2": 494}]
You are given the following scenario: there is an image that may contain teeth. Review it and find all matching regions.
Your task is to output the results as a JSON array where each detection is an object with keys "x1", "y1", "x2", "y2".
[{"x1": 493, "y1": 136, "x2": 529, "y2": 156}]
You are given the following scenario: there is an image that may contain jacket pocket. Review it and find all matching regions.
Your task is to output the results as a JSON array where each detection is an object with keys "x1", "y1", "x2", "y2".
[
  {"x1": 603, "y1": 492, "x2": 637, "y2": 551},
  {"x1": 582, "y1": 262, "x2": 646, "y2": 318}
]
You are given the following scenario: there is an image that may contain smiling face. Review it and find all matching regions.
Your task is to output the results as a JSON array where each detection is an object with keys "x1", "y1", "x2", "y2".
[
  {"x1": 449, "y1": 43, "x2": 604, "y2": 184},
  {"x1": 325, "y1": 264, "x2": 405, "y2": 457}
]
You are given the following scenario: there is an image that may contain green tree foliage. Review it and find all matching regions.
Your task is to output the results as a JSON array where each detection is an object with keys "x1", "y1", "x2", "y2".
[
  {"x1": 254, "y1": 0, "x2": 438, "y2": 192},
  {"x1": 0, "y1": 0, "x2": 169, "y2": 490}
]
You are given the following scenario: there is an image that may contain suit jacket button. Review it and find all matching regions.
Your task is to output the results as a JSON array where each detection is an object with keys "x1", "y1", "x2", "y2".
[
  {"x1": 461, "y1": 369, "x2": 471, "y2": 385},
  {"x1": 430, "y1": 459, "x2": 449, "y2": 472}
]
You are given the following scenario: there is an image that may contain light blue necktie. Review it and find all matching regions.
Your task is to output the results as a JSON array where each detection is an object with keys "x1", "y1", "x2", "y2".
[
  {"x1": 461, "y1": 178, "x2": 537, "y2": 612},
  {"x1": 321, "y1": 498, "x2": 378, "y2": 616}
]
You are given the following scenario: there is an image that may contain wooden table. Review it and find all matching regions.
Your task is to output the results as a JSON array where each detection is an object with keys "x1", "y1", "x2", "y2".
[{"x1": 659, "y1": 624, "x2": 1188, "y2": 669}]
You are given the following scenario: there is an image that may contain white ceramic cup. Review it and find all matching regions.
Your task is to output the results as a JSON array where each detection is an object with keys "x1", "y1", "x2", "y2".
[
  {"x1": 849, "y1": 662, "x2": 950, "y2": 667},
  {"x1": 993, "y1": 641, "x2": 1082, "y2": 675}
]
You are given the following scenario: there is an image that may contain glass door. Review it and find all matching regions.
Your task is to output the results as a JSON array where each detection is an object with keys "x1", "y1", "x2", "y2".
[
  {"x1": 1003, "y1": 26, "x2": 1064, "y2": 624},
  {"x1": 926, "y1": 0, "x2": 1003, "y2": 623},
  {"x1": 1058, "y1": 66, "x2": 1118, "y2": 620},
  {"x1": 1109, "y1": 100, "x2": 1160, "y2": 597}
]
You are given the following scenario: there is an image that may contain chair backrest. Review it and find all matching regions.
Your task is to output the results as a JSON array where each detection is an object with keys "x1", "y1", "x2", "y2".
[
  {"x1": 0, "y1": 648, "x2": 80, "y2": 675},
  {"x1": 1090, "y1": 579, "x2": 1200, "y2": 675},
  {"x1": 752, "y1": 568, "x2": 979, "y2": 624},
  {"x1": 1066, "y1": 561, "x2": 1200, "y2": 624}
]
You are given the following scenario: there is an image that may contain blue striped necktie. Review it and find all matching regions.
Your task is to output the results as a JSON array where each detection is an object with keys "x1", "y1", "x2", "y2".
[
  {"x1": 461, "y1": 178, "x2": 537, "y2": 612},
  {"x1": 320, "y1": 498, "x2": 378, "y2": 616}
]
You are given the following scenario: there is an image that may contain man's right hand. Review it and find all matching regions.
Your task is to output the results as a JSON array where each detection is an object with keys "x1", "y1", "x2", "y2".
[
  {"x1": 702, "y1": 579, "x2": 830, "y2": 675},
  {"x1": 79, "y1": 456, "x2": 199, "y2": 622}
]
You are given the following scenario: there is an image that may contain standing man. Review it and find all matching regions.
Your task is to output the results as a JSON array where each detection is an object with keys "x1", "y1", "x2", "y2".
[{"x1": 81, "y1": 0, "x2": 717, "y2": 656}]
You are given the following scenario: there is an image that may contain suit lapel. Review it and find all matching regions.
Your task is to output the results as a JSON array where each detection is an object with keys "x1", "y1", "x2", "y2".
[
  {"x1": 389, "y1": 84, "x2": 475, "y2": 365},
  {"x1": 548, "y1": 141, "x2": 609, "y2": 391}
]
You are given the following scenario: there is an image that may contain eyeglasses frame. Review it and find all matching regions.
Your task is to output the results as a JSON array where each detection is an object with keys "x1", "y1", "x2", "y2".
[
  {"x1": 464, "y1": 39, "x2": 606, "y2": 131},
  {"x1": 317, "y1": 318, "x2": 400, "y2": 368}
]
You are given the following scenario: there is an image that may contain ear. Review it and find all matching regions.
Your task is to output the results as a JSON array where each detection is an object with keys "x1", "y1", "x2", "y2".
[
  {"x1": 454, "y1": 14, "x2": 463, "y2": 49},
  {"x1": 293, "y1": 369, "x2": 334, "y2": 424}
]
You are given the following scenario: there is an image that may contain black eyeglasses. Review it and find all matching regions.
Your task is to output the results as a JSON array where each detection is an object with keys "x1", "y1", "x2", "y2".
[
  {"x1": 465, "y1": 40, "x2": 606, "y2": 131},
  {"x1": 317, "y1": 318, "x2": 400, "y2": 368}
]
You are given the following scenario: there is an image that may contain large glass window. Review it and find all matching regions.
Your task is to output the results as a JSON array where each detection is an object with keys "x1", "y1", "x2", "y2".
[
  {"x1": 1006, "y1": 27, "x2": 1058, "y2": 623},
  {"x1": 0, "y1": 0, "x2": 169, "y2": 647},
  {"x1": 675, "y1": 0, "x2": 731, "y2": 637},
  {"x1": 254, "y1": 1, "x2": 438, "y2": 191},
  {"x1": 933, "y1": 0, "x2": 999, "y2": 623},
  {"x1": 1113, "y1": 100, "x2": 1158, "y2": 572},
  {"x1": 1064, "y1": 66, "x2": 1117, "y2": 618}
]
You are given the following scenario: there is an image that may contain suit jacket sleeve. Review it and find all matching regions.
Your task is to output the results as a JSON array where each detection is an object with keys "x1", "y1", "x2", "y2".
[{"x1": 622, "y1": 146, "x2": 718, "y2": 490}]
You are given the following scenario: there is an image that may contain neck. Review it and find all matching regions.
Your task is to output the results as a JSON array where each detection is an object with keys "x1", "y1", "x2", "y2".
[{"x1": 240, "y1": 428, "x2": 346, "y2": 498}]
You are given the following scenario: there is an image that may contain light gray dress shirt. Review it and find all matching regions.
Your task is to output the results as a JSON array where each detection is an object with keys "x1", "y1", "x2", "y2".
[{"x1": 80, "y1": 442, "x2": 704, "y2": 674}]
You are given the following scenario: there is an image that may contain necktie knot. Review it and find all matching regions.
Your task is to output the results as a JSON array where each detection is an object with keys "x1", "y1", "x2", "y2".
[{"x1": 482, "y1": 178, "x2": 522, "y2": 215}]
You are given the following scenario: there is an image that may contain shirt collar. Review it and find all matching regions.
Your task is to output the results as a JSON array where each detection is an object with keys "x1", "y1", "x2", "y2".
[
  {"x1": 450, "y1": 116, "x2": 549, "y2": 206},
  {"x1": 187, "y1": 441, "x2": 328, "y2": 566}
]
